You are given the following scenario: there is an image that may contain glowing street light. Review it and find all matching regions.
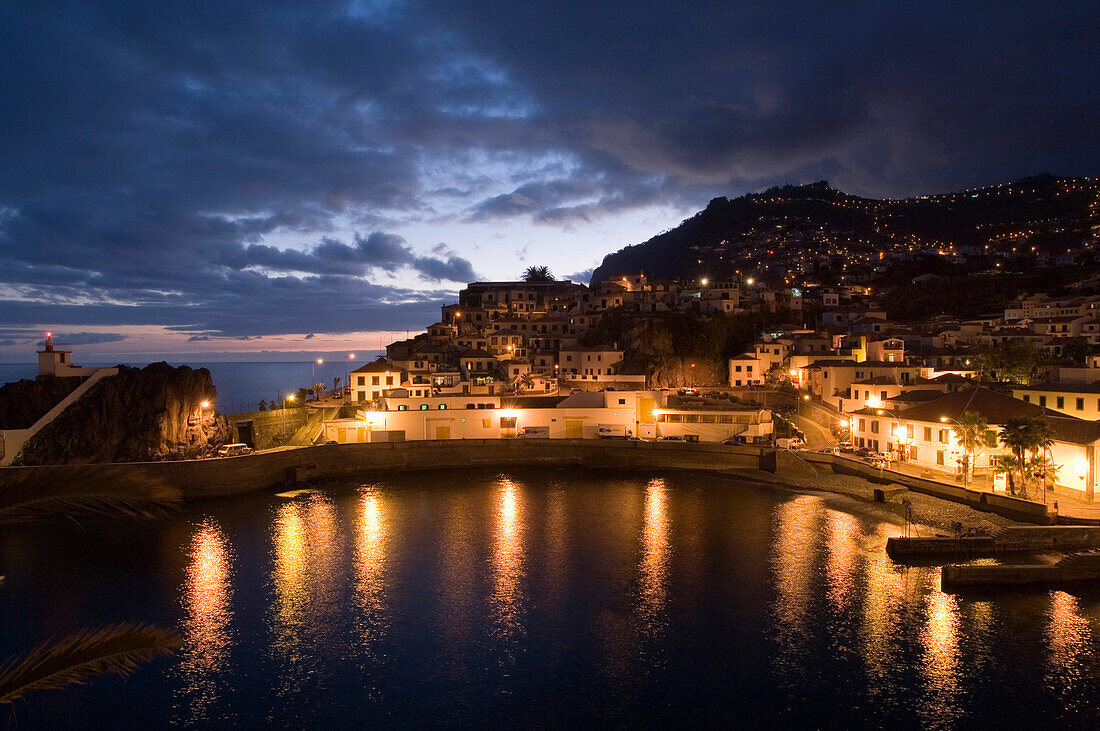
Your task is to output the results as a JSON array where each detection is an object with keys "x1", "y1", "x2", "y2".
[{"x1": 344, "y1": 352, "x2": 356, "y2": 401}]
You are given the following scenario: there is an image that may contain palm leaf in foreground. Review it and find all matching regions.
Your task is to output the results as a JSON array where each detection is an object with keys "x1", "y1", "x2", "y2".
[
  {"x1": 0, "y1": 623, "x2": 181, "y2": 704},
  {"x1": 0, "y1": 466, "x2": 182, "y2": 523}
]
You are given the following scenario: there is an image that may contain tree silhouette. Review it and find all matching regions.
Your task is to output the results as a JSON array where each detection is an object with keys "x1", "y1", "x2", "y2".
[
  {"x1": 999, "y1": 416, "x2": 1055, "y2": 500},
  {"x1": 522, "y1": 266, "x2": 554, "y2": 282}
]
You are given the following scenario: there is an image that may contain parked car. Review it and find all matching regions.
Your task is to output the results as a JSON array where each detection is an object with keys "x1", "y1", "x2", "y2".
[
  {"x1": 660, "y1": 435, "x2": 686, "y2": 442},
  {"x1": 775, "y1": 437, "x2": 805, "y2": 450},
  {"x1": 518, "y1": 426, "x2": 550, "y2": 438},
  {"x1": 837, "y1": 441, "x2": 854, "y2": 452},
  {"x1": 722, "y1": 435, "x2": 747, "y2": 446},
  {"x1": 216, "y1": 443, "x2": 253, "y2": 457}
]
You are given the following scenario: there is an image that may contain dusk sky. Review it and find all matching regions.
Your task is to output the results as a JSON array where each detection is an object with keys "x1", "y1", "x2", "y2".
[{"x1": 1, "y1": 1, "x2": 1098, "y2": 360}]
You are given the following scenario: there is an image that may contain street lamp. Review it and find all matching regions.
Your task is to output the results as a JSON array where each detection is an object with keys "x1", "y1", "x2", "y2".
[
  {"x1": 283, "y1": 393, "x2": 295, "y2": 435},
  {"x1": 312, "y1": 357, "x2": 324, "y2": 390},
  {"x1": 345, "y1": 352, "x2": 356, "y2": 401}
]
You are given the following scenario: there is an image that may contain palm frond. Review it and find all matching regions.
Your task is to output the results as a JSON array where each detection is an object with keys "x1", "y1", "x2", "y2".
[
  {"x1": 0, "y1": 623, "x2": 181, "y2": 704},
  {"x1": 0, "y1": 466, "x2": 181, "y2": 523}
]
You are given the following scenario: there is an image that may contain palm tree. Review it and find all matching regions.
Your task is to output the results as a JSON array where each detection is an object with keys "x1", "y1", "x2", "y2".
[
  {"x1": 1028, "y1": 453, "x2": 1061, "y2": 498},
  {"x1": 515, "y1": 373, "x2": 535, "y2": 394},
  {"x1": 999, "y1": 416, "x2": 1055, "y2": 500},
  {"x1": 950, "y1": 410, "x2": 989, "y2": 486},
  {"x1": 521, "y1": 265, "x2": 554, "y2": 282},
  {"x1": 0, "y1": 624, "x2": 180, "y2": 704},
  {"x1": 991, "y1": 454, "x2": 1020, "y2": 496}
]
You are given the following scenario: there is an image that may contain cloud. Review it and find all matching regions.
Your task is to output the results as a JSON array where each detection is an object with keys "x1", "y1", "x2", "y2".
[
  {"x1": 0, "y1": 0, "x2": 1096, "y2": 343},
  {"x1": 57, "y1": 332, "x2": 129, "y2": 346},
  {"x1": 223, "y1": 231, "x2": 480, "y2": 282},
  {"x1": 563, "y1": 268, "x2": 594, "y2": 285},
  {"x1": 304, "y1": 333, "x2": 315, "y2": 339}
]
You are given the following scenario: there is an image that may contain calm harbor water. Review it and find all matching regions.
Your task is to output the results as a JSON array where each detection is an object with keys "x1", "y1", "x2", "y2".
[{"x1": 1, "y1": 468, "x2": 1099, "y2": 728}]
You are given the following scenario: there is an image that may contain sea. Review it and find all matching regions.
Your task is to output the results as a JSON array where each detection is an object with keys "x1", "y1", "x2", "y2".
[
  {"x1": 0, "y1": 358, "x2": 380, "y2": 415},
  {"x1": 1, "y1": 469, "x2": 1098, "y2": 727}
]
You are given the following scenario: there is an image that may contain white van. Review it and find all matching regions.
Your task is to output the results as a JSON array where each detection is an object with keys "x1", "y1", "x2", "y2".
[
  {"x1": 216, "y1": 443, "x2": 253, "y2": 457},
  {"x1": 775, "y1": 437, "x2": 805, "y2": 450}
]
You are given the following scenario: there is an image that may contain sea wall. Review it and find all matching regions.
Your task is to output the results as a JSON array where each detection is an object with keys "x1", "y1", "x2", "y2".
[
  {"x1": 224, "y1": 406, "x2": 309, "y2": 450},
  {"x1": 0, "y1": 439, "x2": 769, "y2": 501},
  {"x1": 799, "y1": 451, "x2": 1051, "y2": 523}
]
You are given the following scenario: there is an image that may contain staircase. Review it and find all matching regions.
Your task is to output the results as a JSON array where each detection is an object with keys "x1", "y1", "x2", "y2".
[{"x1": 0, "y1": 368, "x2": 118, "y2": 466}]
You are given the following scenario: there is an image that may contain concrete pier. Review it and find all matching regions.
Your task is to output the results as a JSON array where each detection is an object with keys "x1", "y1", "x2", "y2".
[
  {"x1": 942, "y1": 550, "x2": 1100, "y2": 591},
  {"x1": 886, "y1": 526, "x2": 1100, "y2": 560}
]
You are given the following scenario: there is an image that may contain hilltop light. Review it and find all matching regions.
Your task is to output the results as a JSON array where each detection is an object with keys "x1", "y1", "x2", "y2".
[{"x1": 200, "y1": 400, "x2": 210, "y2": 409}]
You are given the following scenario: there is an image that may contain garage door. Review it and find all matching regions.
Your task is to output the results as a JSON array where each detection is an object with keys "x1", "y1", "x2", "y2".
[
  {"x1": 565, "y1": 420, "x2": 583, "y2": 439},
  {"x1": 435, "y1": 425, "x2": 451, "y2": 440}
]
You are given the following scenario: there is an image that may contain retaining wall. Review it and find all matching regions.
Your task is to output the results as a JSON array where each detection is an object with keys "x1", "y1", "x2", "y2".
[
  {"x1": 0, "y1": 439, "x2": 769, "y2": 501},
  {"x1": 798, "y1": 451, "x2": 1051, "y2": 523}
]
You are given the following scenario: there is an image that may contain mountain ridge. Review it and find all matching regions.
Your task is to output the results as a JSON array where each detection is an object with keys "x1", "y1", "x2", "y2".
[{"x1": 590, "y1": 174, "x2": 1100, "y2": 286}]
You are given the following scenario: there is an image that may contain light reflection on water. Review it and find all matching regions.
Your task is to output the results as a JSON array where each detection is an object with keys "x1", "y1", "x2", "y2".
[
  {"x1": 491, "y1": 477, "x2": 524, "y2": 643},
  {"x1": 269, "y1": 494, "x2": 345, "y2": 704},
  {"x1": 354, "y1": 489, "x2": 387, "y2": 651},
  {"x1": 638, "y1": 478, "x2": 669, "y2": 623},
  {"x1": 15, "y1": 471, "x2": 1097, "y2": 726},
  {"x1": 176, "y1": 520, "x2": 233, "y2": 723}
]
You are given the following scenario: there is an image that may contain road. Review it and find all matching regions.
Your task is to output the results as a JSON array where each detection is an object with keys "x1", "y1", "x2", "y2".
[{"x1": 794, "y1": 413, "x2": 836, "y2": 449}]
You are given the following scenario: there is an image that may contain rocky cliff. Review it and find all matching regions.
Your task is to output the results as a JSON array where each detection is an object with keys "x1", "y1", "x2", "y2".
[
  {"x1": 14, "y1": 363, "x2": 228, "y2": 465},
  {"x1": 0, "y1": 376, "x2": 84, "y2": 429}
]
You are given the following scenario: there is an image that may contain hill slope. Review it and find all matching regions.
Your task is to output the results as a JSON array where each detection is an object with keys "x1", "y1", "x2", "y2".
[{"x1": 590, "y1": 175, "x2": 1100, "y2": 286}]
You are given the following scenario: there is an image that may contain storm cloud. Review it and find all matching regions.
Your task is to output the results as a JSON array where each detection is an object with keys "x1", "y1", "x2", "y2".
[{"x1": 0, "y1": 1, "x2": 1097, "y2": 342}]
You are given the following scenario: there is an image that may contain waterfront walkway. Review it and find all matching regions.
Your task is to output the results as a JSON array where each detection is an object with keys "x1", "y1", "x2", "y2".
[{"x1": 794, "y1": 396, "x2": 1100, "y2": 523}]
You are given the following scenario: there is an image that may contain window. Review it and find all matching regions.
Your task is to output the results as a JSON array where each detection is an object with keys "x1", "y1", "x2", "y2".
[
  {"x1": 924, "y1": 427, "x2": 932, "y2": 441},
  {"x1": 939, "y1": 429, "x2": 949, "y2": 443},
  {"x1": 701, "y1": 415, "x2": 716, "y2": 423},
  {"x1": 735, "y1": 365, "x2": 742, "y2": 372},
  {"x1": 1077, "y1": 397, "x2": 1085, "y2": 411},
  {"x1": 466, "y1": 403, "x2": 476, "y2": 409},
  {"x1": 667, "y1": 414, "x2": 682, "y2": 422},
  {"x1": 1057, "y1": 396, "x2": 1065, "y2": 409},
  {"x1": 880, "y1": 390, "x2": 887, "y2": 401},
  {"x1": 858, "y1": 418, "x2": 866, "y2": 431},
  {"x1": 420, "y1": 404, "x2": 429, "y2": 410},
  {"x1": 483, "y1": 419, "x2": 492, "y2": 428},
  {"x1": 684, "y1": 414, "x2": 700, "y2": 423},
  {"x1": 386, "y1": 376, "x2": 394, "y2": 386},
  {"x1": 438, "y1": 404, "x2": 447, "y2": 410},
  {"x1": 906, "y1": 424, "x2": 914, "y2": 440},
  {"x1": 1023, "y1": 395, "x2": 1030, "y2": 403},
  {"x1": 357, "y1": 376, "x2": 365, "y2": 386},
  {"x1": 936, "y1": 450, "x2": 945, "y2": 466},
  {"x1": 618, "y1": 398, "x2": 626, "y2": 405},
  {"x1": 372, "y1": 376, "x2": 380, "y2": 386},
  {"x1": 500, "y1": 416, "x2": 517, "y2": 428},
  {"x1": 372, "y1": 391, "x2": 380, "y2": 400},
  {"x1": 871, "y1": 421, "x2": 880, "y2": 434},
  {"x1": 1039, "y1": 395, "x2": 1047, "y2": 407},
  {"x1": 398, "y1": 404, "x2": 407, "y2": 411}
]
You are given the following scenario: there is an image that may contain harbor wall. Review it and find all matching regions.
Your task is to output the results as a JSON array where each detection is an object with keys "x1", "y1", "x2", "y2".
[
  {"x1": 798, "y1": 450, "x2": 1051, "y2": 524},
  {"x1": 0, "y1": 439, "x2": 769, "y2": 501}
]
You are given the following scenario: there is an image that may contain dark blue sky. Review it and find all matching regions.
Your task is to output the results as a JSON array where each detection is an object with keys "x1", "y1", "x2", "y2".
[{"x1": 1, "y1": 1, "x2": 1098, "y2": 357}]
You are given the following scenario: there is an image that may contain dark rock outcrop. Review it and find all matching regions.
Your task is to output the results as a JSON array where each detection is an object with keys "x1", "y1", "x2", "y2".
[
  {"x1": 14, "y1": 363, "x2": 228, "y2": 464},
  {"x1": 0, "y1": 376, "x2": 84, "y2": 429}
]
